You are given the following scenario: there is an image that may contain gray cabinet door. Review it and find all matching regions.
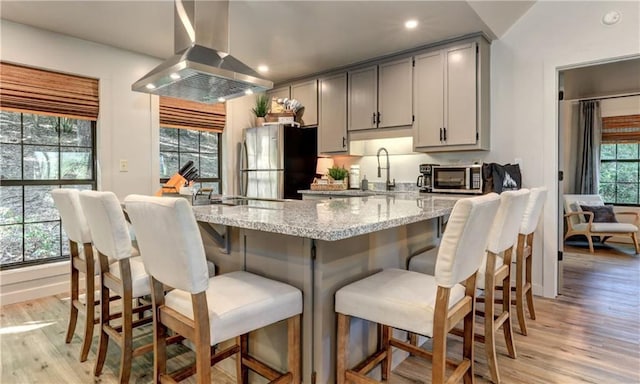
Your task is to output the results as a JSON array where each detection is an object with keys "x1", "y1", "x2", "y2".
[
  {"x1": 348, "y1": 66, "x2": 377, "y2": 131},
  {"x1": 445, "y1": 43, "x2": 477, "y2": 146},
  {"x1": 291, "y1": 79, "x2": 318, "y2": 126},
  {"x1": 414, "y1": 51, "x2": 444, "y2": 147},
  {"x1": 319, "y1": 73, "x2": 348, "y2": 154},
  {"x1": 266, "y1": 86, "x2": 291, "y2": 104},
  {"x1": 378, "y1": 57, "x2": 413, "y2": 128}
]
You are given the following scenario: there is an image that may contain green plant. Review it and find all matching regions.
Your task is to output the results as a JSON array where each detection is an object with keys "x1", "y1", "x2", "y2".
[
  {"x1": 252, "y1": 94, "x2": 270, "y2": 117},
  {"x1": 328, "y1": 165, "x2": 348, "y2": 180}
]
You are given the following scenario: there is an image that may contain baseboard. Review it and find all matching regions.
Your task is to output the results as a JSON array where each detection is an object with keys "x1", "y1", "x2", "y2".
[{"x1": 0, "y1": 261, "x2": 70, "y2": 305}]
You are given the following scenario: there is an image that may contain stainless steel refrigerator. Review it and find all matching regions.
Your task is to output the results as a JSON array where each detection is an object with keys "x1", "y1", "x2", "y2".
[{"x1": 240, "y1": 124, "x2": 317, "y2": 200}]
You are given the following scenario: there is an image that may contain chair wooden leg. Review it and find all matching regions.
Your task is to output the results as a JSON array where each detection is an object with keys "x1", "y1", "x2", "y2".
[
  {"x1": 502, "y1": 272, "x2": 517, "y2": 359},
  {"x1": 515, "y1": 237, "x2": 528, "y2": 336},
  {"x1": 380, "y1": 325, "x2": 392, "y2": 381},
  {"x1": 288, "y1": 315, "x2": 301, "y2": 384},
  {"x1": 336, "y1": 313, "x2": 350, "y2": 384},
  {"x1": 432, "y1": 287, "x2": 450, "y2": 384},
  {"x1": 483, "y1": 259, "x2": 500, "y2": 384},
  {"x1": 66, "y1": 242, "x2": 80, "y2": 344},
  {"x1": 119, "y1": 292, "x2": 134, "y2": 383},
  {"x1": 236, "y1": 334, "x2": 249, "y2": 384},
  {"x1": 93, "y1": 282, "x2": 109, "y2": 377},
  {"x1": 192, "y1": 292, "x2": 211, "y2": 384},
  {"x1": 151, "y1": 278, "x2": 168, "y2": 383},
  {"x1": 587, "y1": 235, "x2": 595, "y2": 253},
  {"x1": 525, "y1": 235, "x2": 536, "y2": 320},
  {"x1": 463, "y1": 297, "x2": 475, "y2": 384},
  {"x1": 80, "y1": 243, "x2": 96, "y2": 362},
  {"x1": 632, "y1": 232, "x2": 640, "y2": 254}
]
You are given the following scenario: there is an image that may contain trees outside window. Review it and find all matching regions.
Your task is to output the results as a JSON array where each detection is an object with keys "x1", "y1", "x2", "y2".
[
  {"x1": 599, "y1": 143, "x2": 639, "y2": 205},
  {"x1": 159, "y1": 127, "x2": 221, "y2": 193},
  {"x1": 0, "y1": 110, "x2": 96, "y2": 269}
]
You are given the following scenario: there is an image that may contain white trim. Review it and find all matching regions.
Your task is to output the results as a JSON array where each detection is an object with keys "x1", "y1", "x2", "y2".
[{"x1": 0, "y1": 261, "x2": 70, "y2": 305}]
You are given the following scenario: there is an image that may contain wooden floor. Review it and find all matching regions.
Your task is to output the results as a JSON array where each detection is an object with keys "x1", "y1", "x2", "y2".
[{"x1": 1, "y1": 244, "x2": 638, "y2": 383}]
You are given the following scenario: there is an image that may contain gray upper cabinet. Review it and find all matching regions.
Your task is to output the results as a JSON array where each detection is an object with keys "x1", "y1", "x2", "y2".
[
  {"x1": 348, "y1": 66, "x2": 378, "y2": 131},
  {"x1": 413, "y1": 37, "x2": 490, "y2": 152},
  {"x1": 319, "y1": 73, "x2": 348, "y2": 154},
  {"x1": 291, "y1": 79, "x2": 318, "y2": 126},
  {"x1": 348, "y1": 58, "x2": 413, "y2": 131},
  {"x1": 266, "y1": 86, "x2": 290, "y2": 104}
]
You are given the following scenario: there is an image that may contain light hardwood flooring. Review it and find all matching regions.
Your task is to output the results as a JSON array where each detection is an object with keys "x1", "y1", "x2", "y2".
[{"x1": 1, "y1": 246, "x2": 639, "y2": 383}]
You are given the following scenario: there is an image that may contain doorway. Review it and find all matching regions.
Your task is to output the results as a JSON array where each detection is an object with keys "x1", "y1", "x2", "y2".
[{"x1": 557, "y1": 57, "x2": 640, "y2": 293}]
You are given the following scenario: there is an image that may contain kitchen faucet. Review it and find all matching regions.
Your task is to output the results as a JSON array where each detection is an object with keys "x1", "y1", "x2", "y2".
[{"x1": 376, "y1": 147, "x2": 395, "y2": 191}]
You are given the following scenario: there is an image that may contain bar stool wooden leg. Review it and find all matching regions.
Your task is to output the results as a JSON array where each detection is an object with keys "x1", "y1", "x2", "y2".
[
  {"x1": 65, "y1": 242, "x2": 80, "y2": 345},
  {"x1": 525, "y1": 234, "x2": 536, "y2": 320},
  {"x1": 484, "y1": 253, "x2": 500, "y2": 384},
  {"x1": 432, "y1": 287, "x2": 450, "y2": 384},
  {"x1": 288, "y1": 315, "x2": 301, "y2": 384},
  {"x1": 193, "y1": 292, "x2": 211, "y2": 384},
  {"x1": 94, "y1": 271, "x2": 110, "y2": 377},
  {"x1": 80, "y1": 243, "x2": 96, "y2": 362},
  {"x1": 151, "y1": 278, "x2": 168, "y2": 383},
  {"x1": 236, "y1": 334, "x2": 248, "y2": 383},
  {"x1": 502, "y1": 249, "x2": 517, "y2": 359},
  {"x1": 336, "y1": 313, "x2": 350, "y2": 384},
  {"x1": 119, "y1": 283, "x2": 134, "y2": 384},
  {"x1": 380, "y1": 325, "x2": 392, "y2": 381},
  {"x1": 463, "y1": 278, "x2": 476, "y2": 384},
  {"x1": 515, "y1": 235, "x2": 528, "y2": 335}
]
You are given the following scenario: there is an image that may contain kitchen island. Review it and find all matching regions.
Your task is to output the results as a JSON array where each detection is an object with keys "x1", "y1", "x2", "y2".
[{"x1": 192, "y1": 194, "x2": 460, "y2": 383}]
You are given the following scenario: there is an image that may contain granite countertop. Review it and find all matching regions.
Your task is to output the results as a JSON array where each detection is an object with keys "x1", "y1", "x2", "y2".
[{"x1": 192, "y1": 194, "x2": 461, "y2": 241}]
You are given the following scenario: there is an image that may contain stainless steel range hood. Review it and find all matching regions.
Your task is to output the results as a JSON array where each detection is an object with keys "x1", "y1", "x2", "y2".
[{"x1": 132, "y1": 0, "x2": 272, "y2": 103}]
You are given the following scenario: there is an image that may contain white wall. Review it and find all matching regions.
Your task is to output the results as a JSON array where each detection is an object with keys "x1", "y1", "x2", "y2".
[
  {"x1": 491, "y1": 1, "x2": 640, "y2": 297},
  {"x1": 0, "y1": 20, "x2": 164, "y2": 303}
]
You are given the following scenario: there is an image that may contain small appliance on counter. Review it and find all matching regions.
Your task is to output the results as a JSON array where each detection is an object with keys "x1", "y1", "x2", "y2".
[{"x1": 417, "y1": 163, "x2": 438, "y2": 193}]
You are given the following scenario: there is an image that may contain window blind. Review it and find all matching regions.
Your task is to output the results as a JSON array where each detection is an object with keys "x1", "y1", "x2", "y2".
[
  {"x1": 159, "y1": 96, "x2": 226, "y2": 132},
  {"x1": 0, "y1": 62, "x2": 99, "y2": 120},
  {"x1": 602, "y1": 114, "x2": 640, "y2": 143}
]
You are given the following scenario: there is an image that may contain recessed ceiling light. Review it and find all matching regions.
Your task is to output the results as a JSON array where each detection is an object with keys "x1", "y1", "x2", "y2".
[
  {"x1": 602, "y1": 10, "x2": 621, "y2": 25},
  {"x1": 245, "y1": 89, "x2": 254, "y2": 95},
  {"x1": 169, "y1": 73, "x2": 181, "y2": 80},
  {"x1": 257, "y1": 65, "x2": 269, "y2": 73},
  {"x1": 145, "y1": 84, "x2": 156, "y2": 90},
  {"x1": 404, "y1": 19, "x2": 418, "y2": 29},
  {"x1": 217, "y1": 97, "x2": 226, "y2": 103}
]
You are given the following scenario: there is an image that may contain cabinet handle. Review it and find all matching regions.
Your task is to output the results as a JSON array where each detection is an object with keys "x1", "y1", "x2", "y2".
[
  {"x1": 439, "y1": 128, "x2": 443, "y2": 141},
  {"x1": 342, "y1": 136, "x2": 346, "y2": 148},
  {"x1": 443, "y1": 127, "x2": 447, "y2": 141},
  {"x1": 377, "y1": 112, "x2": 381, "y2": 124},
  {"x1": 372, "y1": 112, "x2": 376, "y2": 125}
]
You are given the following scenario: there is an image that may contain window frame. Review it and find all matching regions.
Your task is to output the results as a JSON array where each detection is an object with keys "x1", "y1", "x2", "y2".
[
  {"x1": 159, "y1": 127, "x2": 222, "y2": 193},
  {"x1": 0, "y1": 111, "x2": 97, "y2": 270},
  {"x1": 599, "y1": 142, "x2": 640, "y2": 207}
]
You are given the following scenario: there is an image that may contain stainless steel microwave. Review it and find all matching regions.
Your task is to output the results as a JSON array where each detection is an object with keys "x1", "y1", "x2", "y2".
[{"x1": 431, "y1": 164, "x2": 483, "y2": 194}]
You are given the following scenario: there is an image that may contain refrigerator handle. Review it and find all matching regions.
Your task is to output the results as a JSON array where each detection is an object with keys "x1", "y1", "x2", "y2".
[{"x1": 240, "y1": 140, "x2": 248, "y2": 196}]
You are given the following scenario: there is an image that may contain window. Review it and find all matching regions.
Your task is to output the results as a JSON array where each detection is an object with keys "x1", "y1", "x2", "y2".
[
  {"x1": 159, "y1": 127, "x2": 221, "y2": 193},
  {"x1": 600, "y1": 143, "x2": 639, "y2": 205},
  {"x1": 599, "y1": 114, "x2": 640, "y2": 206},
  {"x1": 0, "y1": 111, "x2": 96, "y2": 269}
]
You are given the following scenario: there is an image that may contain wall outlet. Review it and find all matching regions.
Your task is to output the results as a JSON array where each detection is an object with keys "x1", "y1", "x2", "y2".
[{"x1": 119, "y1": 159, "x2": 128, "y2": 172}]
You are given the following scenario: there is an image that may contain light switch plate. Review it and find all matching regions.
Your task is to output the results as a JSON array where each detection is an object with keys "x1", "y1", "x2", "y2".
[{"x1": 119, "y1": 159, "x2": 128, "y2": 172}]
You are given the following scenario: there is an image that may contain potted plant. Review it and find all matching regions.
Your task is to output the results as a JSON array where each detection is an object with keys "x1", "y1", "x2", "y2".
[
  {"x1": 252, "y1": 94, "x2": 270, "y2": 126},
  {"x1": 328, "y1": 165, "x2": 349, "y2": 188}
]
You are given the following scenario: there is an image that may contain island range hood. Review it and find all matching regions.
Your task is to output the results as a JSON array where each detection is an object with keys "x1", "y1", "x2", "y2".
[{"x1": 132, "y1": 0, "x2": 272, "y2": 103}]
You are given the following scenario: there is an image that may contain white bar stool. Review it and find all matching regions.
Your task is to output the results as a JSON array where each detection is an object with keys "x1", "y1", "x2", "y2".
[
  {"x1": 335, "y1": 193, "x2": 501, "y2": 383},
  {"x1": 408, "y1": 189, "x2": 530, "y2": 383},
  {"x1": 51, "y1": 188, "x2": 99, "y2": 362},
  {"x1": 79, "y1": 190, "x2": 155, "y2": 383},
  {"x1": 124, "y1": 194, "x2": 303, "y2": 384},
  {"x1": 512, "y1": 187, "x2": 547, "y2": 335}
]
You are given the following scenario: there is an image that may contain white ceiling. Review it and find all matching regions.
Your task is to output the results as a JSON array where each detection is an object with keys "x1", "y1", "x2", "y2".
[{"x1": 0, "y1": 0, "x2": 534, "y2": 84}]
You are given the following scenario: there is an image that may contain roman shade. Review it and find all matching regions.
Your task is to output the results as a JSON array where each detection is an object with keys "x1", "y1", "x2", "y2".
[
  {"x1": 0, "y1": 62, "x2": 99, "y2": 120},
  {"x1": 601, "y1": 114, "x2": 640, "y2": 143},
  {"x1": 159, "y1": 96, "x2": 226, "y2": 132}
]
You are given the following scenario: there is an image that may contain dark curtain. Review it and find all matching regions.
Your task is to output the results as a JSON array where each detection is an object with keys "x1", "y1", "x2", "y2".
[{"x1": 576, "y1": 100, "x2": 601, "y2": 194}]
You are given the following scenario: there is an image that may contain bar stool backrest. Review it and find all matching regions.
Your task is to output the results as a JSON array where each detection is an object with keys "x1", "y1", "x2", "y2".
[
  {"x1": 486, "y1": 189, "x2": 530, "y2": 255},
  {"x1": 520, "y1": 187, "x2": 547, "y2": 235},
  {"x1": 435, "y1": 193, "x2": 501, "y2": 288},
  {"x1": 79, "y1": 190, "x2": 132, "y2": 260},
  {"x1": 52, "y1": 188, "x2": 91, "y2": 244},
  {"x1": 124, "y1": 195, "x2": 208, "y2": 294}
]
